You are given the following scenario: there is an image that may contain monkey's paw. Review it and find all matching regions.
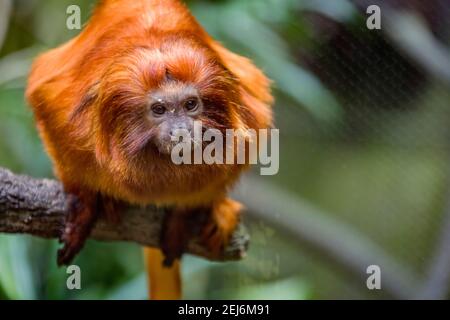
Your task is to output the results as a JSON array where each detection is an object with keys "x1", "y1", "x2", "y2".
[
  {"x1": 160, "y1": 209, "x2": 194, "y2": 267},
  {"x1": 57, "y1": 193, "x2": 99, "y2": 266},
  {"x1": 200, "y1": 198, "x2": 242, "y2": 258},
  {"x1": 57, "y1": 223, "x2": 86, "y2": 266}
]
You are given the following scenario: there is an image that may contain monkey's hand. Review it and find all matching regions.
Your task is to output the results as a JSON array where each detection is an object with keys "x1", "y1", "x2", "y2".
[
  {"x1": 57, "y1": 190, "x2": 100, "y2": 266},
  {"x1": 160, "y1": 198, "x2": 242, "y2": 266},
  {"x1": 57, "y1": 190, "x2": 123, "y2": 265},
  {"x1": 200, "y1": 198, "x2": 242, "y2": 257}
]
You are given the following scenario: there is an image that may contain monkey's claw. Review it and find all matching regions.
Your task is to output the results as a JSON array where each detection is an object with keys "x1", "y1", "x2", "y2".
[
  {"x1": 56, "y1": 192, "x2": 99, "y2": 266},
  {"x1": 57, "y1": 224, "x2": 84, "y2": 266},
  {"x1": 57, "y1": 244, "x2": 76, "y2": 266}
]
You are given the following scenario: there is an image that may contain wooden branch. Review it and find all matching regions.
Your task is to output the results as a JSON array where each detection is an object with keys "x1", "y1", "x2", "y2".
[{"x1": 0, "y1": 167, "x2": 249, "y2": 262}]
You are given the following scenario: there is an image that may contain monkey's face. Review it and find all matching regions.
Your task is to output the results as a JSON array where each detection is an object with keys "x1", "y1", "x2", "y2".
[
  {"x1": 147, "y1": 82, "x2": 203, "y2": 154},
  {"x1": 96, "y1": 40, "x2": 237, "y2": 164}
]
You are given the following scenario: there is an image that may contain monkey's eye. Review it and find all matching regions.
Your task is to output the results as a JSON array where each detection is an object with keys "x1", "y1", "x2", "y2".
[
  {"x1": 151, "y1": 103, "x2": 166, "y2": 116},
  {"x1": 184, "y1": 98, "x2": 199, "y2": 112}
]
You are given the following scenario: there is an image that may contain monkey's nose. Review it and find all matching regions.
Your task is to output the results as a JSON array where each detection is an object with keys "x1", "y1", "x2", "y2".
[{"x1": 169, "y1": 124, "x2": 189, "y2": 137}]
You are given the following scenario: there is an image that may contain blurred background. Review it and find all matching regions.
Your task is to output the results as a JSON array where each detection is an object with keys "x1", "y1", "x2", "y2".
[{"x1": 1, "y1": 0, "x2": 450, "y2": 300}]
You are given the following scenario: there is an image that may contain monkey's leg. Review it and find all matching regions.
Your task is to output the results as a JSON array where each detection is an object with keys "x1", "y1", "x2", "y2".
[
  {"x1": 160, "y1": 207, "x2": 209, "y2": 266},
  {"x1": 160, "y1": 198, "x2": 242, "y2": 264},
  {"x1": 98, "y1": 194, "x2": 124, "y2": 224},
  {"x1": 148, "y1": 207, "x2": 201, "y2": 300},
  {"x1": 57, "y1": 189, "x2": 100, "y2": 266},
  {"x1": 200, "y1": 198, "x2": 242, "y2": 257}
]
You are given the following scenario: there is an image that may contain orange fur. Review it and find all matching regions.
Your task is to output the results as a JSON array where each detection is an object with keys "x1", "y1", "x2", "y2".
[{"x1": 26, "y1": 0, "x2": 273, "y2": 299}]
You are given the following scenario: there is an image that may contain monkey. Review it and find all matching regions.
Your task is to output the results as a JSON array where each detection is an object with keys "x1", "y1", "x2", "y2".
[{"x1": 26, "y1": 0, "x2": 273, "y2": 299}]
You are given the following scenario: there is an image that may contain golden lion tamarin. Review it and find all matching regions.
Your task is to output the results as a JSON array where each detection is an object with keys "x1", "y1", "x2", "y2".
[{"x1": 26, "y1": 0, "x2": 273, "y2": 299}]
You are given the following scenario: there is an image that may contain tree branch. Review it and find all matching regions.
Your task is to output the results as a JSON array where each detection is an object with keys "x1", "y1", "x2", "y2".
[{"x1": 0, "y1": 167, "x2": 249, "y2": 262}]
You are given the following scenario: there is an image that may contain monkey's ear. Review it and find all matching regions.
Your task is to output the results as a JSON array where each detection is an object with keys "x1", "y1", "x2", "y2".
[
  {"x1": 208, "y1": 40, "x2": 273, "y2": 106},
  {"x1": 69, "y1": 82, "x2": 100, "y2": 121},
  {"x1": 208, "y1": 40, "x2": 274, "y2": 130}
]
